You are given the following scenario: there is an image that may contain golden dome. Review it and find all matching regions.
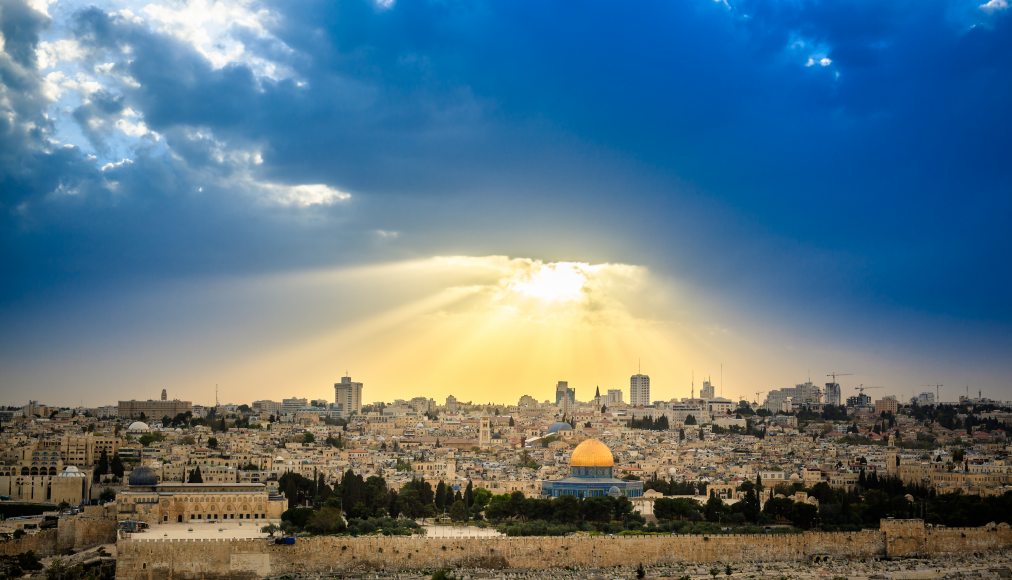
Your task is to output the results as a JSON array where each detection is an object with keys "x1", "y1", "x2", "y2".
[{"x1": 570, "y1": 438, "x2": 614, "y2": 468}]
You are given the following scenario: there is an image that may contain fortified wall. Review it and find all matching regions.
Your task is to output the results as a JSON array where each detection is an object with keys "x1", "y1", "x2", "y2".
[
  {"x1": 116, "y1": 520, "x2": 1011, "y2": 579},
  {"x1": 0, "y1": 511, "x2": 117, "y2": 557}
]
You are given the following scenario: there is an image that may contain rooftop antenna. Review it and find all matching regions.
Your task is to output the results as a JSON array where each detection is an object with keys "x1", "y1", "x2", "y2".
[
  {"x1": 720, "y1": 363, "x2": 724, "y2": 398},
  {"x1": 691, "y1": 370, "x2": 695, "y2": 400},
  {"x1": 215, "y1": 384, "x2": 219, "y2": 407},
  {"x1": 923, "y1": 384, "x2": 942, "y2": 404},
  {"x1": 638, "y1": 358, "x2": 641, "y2": 374}
]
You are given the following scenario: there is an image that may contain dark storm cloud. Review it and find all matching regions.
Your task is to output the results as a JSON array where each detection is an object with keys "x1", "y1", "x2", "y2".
[{"x1": 2, "y1": 0, "x2": 1011, "y2": 341}]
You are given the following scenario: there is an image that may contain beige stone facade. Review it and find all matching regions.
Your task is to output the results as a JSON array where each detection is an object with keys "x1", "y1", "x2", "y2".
[
  {"x1": 114, "y1": 519, "x2": 1012, "y2": 579},
  {"x1": 116, "y1": 483, "x2": 286, "y2": 525}
]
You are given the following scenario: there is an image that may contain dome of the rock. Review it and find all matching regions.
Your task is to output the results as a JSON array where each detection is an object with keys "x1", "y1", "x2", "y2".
[{"x1": 570, "y1": 438, "x2": 614, "y2": 468}]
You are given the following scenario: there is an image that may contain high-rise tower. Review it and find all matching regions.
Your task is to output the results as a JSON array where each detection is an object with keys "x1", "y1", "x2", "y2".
[
  {"x1": 630, "y1": 373, "x2": 650, "y2": 406},
  {"x1": 334, "y1": 375, "x2": 363, "y2": 418}
]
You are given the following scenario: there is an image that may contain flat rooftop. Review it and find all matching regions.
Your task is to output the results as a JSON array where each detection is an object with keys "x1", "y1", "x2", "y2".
[{"x1": 125, "y1": 520, "x2": 280, "y2": 541}]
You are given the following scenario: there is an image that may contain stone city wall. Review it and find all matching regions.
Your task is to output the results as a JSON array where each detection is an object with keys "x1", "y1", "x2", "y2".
[
  {"x1": 0, "y1": 513, "x2": 117, "y2": 558},
  {"x1": 0, "y1": 529, "x2": 59, "y2": 557},
  {"x1": 115, "y1": 520, "x2": 1012, "y2": 579},
  {"x1": 117, "y1": 529, "x2": 890, "y2": 579},
  {"x1": 879, "y1": 518, "x2": 1012, "y2": 557},
  {"x1": 56, "y1": 513, "x2": 118, "y2": 552}
]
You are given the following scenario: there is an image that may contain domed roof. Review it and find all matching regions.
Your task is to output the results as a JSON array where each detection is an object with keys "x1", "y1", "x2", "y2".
[
  {"x1": 547, "y1": 421, "x2": 573, "y2": 434},
  {"x1": 127, "y1": 421, "x2": 150, "y2": 432},
  {"x1": 570, "y1": 438, "x2": 614, "y2": 467},
  {"x1": 58, "y1": 466, "x2": 86, "y2": 478},
  {"x1": 128, "y1": 466, "x2": 158, "y2": 486}
]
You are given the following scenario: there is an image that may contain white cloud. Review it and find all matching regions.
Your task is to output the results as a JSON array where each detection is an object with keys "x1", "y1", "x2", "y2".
[
  {"x1": 26, "y1": 0, "x2": 56, "y2": 17},
  {"x1": 137, "y1": 0, "x2": 296, "y2": 80},
  {"x1": 374, "y1": 229, "x2": 400, "y2": 239},
  {"x1": 263, "y1": 183, "x2": 352, "y2": 207},
  {"x1": 980, "y1": 0, "x2": 1009, "y2": 13},
  {"x1": 36, "y1": 40, "x2": 83, "y2": 70}
]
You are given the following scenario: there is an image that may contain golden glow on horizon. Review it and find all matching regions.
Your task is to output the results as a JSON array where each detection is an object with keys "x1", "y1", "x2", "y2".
[
  {"x1": 10, "y1": 254, "x2": 837, "y2": 406},
  {"x1": 507, "y1": 262, "x2": 589, "y2": 303}
]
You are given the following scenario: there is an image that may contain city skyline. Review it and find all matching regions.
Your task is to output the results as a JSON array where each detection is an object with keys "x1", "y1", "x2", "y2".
[{"x1": 3, "y1": 0, "x2": 1012, "y2": 406}]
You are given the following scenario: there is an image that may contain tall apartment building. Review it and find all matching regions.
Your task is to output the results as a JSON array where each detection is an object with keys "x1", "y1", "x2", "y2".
[
  {"x1": 700, "y1": 380, "x2": 715, "y2": 399},
  {"x1": 763, "y1": 388, "x2": 793, "y2": 413},
  {"x1": 794, "y1": 381, "x2": 822, "y2": 405},
  {"x1": 334, "y1": 375, "x2": 363, "y2": 418},
  {"x1": 555, "y1": 381, "x2": 575, "y2": 408},
  {"x1": 824, "y1": 382, "x2": 842, "y2": 406},
  {"x1": 630, "y1": 373, "x2": 650, "y2": 406},
  {"x1": 764, "y1": 381, "x2": 823, "y2": 412}
]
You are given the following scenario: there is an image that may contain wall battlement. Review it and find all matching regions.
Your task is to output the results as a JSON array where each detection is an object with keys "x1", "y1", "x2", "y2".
[{"x1": 113, "y1": 520, "x2": 1012, "y2": 579}]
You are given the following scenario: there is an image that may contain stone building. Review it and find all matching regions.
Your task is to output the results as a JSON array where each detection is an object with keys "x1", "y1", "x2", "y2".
[
  {"x1": 116, "y1": 467, "x2": 286, "y2": 525},
  {"x1": 0, "y1": 464, "x2": 92, "y2": 505},
  {"x1": 118, "y1": 395, "x2": 192, "y2": 420},
  {"x1": 541, "y1": 438, "x2": 644, "y2": 498}
]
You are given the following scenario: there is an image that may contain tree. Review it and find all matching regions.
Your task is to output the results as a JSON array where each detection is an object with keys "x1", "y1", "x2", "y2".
[
  {"x1": 306, "y1": 506, "x2": 347, "y2": 534},
  {"x1": 435, "y1": 481, "x2": 447, "y2": 512},
  {"x1": 110, "y1": 454, "x2": 124, "y2": 478},
  {"x1": 704, "y1": 493, "x2": 725, "y2": 522},
  {"x1": 684, "y1": 414, "x2": 697, "y2": 425},
  {"x1": 762, "y1": 497, "x2": 794, "y2": 522},
  {"x1": 654, "y1": 497, "x2": 702, "y2": 521},
  {"x1": 736, "y1": 482, "x2": 760, "y2": 523},
  {"x1": 207, "y1": 437, "x2": 218, "y2": 449},
  {"x1": 303, "y1": 431, "x2": 315, "y2": 444},
  {"x1": 261, "y1": 523, "x2": 280, "y2": 537},
  {"x1": 790, "y1": 502, "x2": 819, "y2": 530},
  {"x1": 188, "y1": 466, "x2": 204, "y2": 483},
  {"x1": 138, "y1": 432, "x2": 164, "y2": 446},
  {"x1": 464, "y1": 480, "x2": 474, "y2": 508},
  {"x1": 94, "y1": 449, "x2": 109, "y2": 482},
  {"x1": 99, "y1": 487, "x2": 116, "y2": 503},
  {"x1": 679, "y1": 428, "x2": 685, "y2": 441},
  {"x1": 449, "y1": 499, "x2": 469, "y2": 522},
  {"x1": 636, "y1": 563, "x2": 646, "y2": 579},
  {"x1": 472, "y1": 488, "x2": 492, "y2": 512}
]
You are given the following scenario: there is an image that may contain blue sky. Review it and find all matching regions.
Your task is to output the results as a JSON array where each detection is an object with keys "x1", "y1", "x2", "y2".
[{"x1": 1, "y1": 0, "x2": 1011, "y2": 404}]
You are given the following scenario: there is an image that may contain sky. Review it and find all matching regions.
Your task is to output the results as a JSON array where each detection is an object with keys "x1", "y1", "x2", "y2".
[{"x1": 1, "y1": 0, "x2": 1011, "y2": 407}]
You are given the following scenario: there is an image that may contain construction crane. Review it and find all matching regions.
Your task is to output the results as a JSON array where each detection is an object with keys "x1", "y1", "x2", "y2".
[
  {"x1": 826, "y1": 371, "x2": 853, "y2": 385},
  {"x1": 855, "y1": 385, "x2": 882, "y2": 396},
  {"x1": 923, "y1": 384, "x2": 943, "y2": 404}
]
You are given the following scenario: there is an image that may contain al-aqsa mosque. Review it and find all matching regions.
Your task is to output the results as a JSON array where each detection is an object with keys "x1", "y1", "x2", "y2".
[{"x1": 541, "y1": 438, "x2": 644, "y2": 498}]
